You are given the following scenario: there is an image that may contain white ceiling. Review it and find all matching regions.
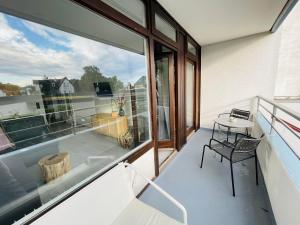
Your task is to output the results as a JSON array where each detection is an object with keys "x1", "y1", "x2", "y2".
[{"x1": 157, "y1": 0, "x2": 288, "y2": 45}]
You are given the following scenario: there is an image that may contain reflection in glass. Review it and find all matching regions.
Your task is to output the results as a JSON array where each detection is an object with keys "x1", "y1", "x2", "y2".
[
  {"x1": 102, "y1": 0, "x2": 146, "y2": 27},
  {"x1": 0, "y1": 0, "x2": 150, "y2": 223},
  {"x1": 188, "y1": 41, "x2": 197, "y2": 56},
  {"x1": 155, "y1": 57, "x2": 170, "y2": 140},
  {"x1": 186, "y1": 62, "x2": 195, "y2": 128},
  {"x1": 155, "y1": 13, "x2": 176, "y2": 42}
]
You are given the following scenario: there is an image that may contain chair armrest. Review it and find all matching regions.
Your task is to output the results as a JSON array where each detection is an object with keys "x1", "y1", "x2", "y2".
[
  {"x1": 123, "y1": 163, "x2": 188, "y2": 225},
  {"x1": 218, "y1": 112, "x2": 230, "y2": 118}
]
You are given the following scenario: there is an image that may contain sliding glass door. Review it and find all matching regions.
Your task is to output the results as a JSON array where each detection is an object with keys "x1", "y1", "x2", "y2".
[
  {"x1": 186, "y1": 60, "x2": 196, "y2": 135},
  {"x1": 155, "y1": 53, "x2": 175, "y2": 148}
]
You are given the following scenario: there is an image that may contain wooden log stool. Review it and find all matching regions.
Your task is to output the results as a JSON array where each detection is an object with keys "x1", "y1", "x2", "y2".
[{"x1": 38, "y1": 152, "x2": 71, "y2": 183}]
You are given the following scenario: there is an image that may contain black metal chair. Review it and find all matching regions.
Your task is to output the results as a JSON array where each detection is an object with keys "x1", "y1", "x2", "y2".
[
  {"x1": 218, "y1": 108, "x2": 250, "y2": 121},
  {"x1": 230, "y1": 108, "x2": 251, "y2": 120},
  {"x1": 200, "y1": 133, "x2": 264, "y2": 196}
]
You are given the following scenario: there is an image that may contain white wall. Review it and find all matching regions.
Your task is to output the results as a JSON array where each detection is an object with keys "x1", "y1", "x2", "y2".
[
  {"x1": 275, "y1": 2, "x2": 300, "y2": 97},
  {"x1": 59, "y1": 79, "x2": 75, "y2": 94},
  {"x1": 131, "y1": 148, "x2": 155, "y2": 194},
  {"x1": 0, "y1": 95, "x2": 45, "y2": 118},
  {"x1": 253, "y1": 116, "x2": 300, "y2": 225},
  {"x1": 200, "y1": 32, "x2": 281, "y2": 128}
]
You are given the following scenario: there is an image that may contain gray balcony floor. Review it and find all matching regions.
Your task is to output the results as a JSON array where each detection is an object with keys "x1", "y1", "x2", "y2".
[{"x1": 140, "y1": 129, "x2": 275, "y2": 225}]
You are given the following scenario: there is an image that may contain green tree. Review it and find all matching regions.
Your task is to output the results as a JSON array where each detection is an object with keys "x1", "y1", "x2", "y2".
[
  {"x1": 79, "y1": 66, "x2": 104, "y2": 92},
  {"x1": 108, "y1": 75, "x2": 124, "y2": 92},
  {"x1": 69, "y1": 79, "x2": 80, "y2": 93},
  {"x1": 78, "y1": 66, "x2": 124, "y2": 93}
]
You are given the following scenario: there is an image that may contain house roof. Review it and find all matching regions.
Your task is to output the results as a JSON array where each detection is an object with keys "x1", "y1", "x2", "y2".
[{"x1": 33, "y1": 77, "x2": 71, "y2": 96}]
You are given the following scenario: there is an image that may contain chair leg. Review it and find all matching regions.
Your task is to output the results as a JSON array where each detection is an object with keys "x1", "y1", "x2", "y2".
[
  {"x1": 230, "y1": 162, "x2": 235, "y2": 197},
  {"x1": 220, "y1": 156, "x2": 223, "y2": 162},
  {"x1": 200, "y1": 145, "x2": 207, "y2": 168},
  {"x1": 212, "y1": 122, "x2": 216, "y2": 139},
  {"x1": 255, "y1": 154, "x2": 259, "y2": 185},
  {"x1": 226, "y1": 127, "x2": 229, "y2": 141}
]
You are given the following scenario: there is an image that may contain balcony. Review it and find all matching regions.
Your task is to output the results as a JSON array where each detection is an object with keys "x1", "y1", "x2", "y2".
[
  {"x1": 139, "y1": 96, "x2": 300, "y2": 225},
  {"x1": 141, "y1": 129, "x2": 275, "y2": 225},
  {"x1": 0, "y1": 0, "x2": 300, "y2": 225}
]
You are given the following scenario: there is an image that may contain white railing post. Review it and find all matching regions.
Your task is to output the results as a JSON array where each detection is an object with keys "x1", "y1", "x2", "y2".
[
  {"x1": 256, "y1": 97, "x2": 260, "y2": 114},
  {"x1": 71, "y1": 102, "x2": 76, "y2": 135},
  {"x1": 270, "y1": 106, "x2": 277, "y2": 134}
]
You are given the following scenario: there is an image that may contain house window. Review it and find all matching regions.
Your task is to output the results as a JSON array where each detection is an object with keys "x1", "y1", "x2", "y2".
[
  {"x1": 0, "y1": 0, "x2": 151, "y2": 223},
  {"x1": 102, "y1": 0, "x2": 146, "y2": 27}
]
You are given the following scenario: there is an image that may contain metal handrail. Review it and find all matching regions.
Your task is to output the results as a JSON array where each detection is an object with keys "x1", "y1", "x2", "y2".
[
  {"x1": 257, "y1": 95, "x2": 300, "y2": 121},
  {"x1": 256, "y1": 96, "x2": 300, "y2": 160},
  {"x1": 259, "y1": 104, "x2": 300, "y2": 138},
  {"x1": 0, "y1": 110, "x2": 148, "y2": 151},
  {"x1": 274, "y1": 96, "x2": 300, "y2": 100}
]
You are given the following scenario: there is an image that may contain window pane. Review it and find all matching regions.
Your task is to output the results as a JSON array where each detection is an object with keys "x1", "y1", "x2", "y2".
[
  {"x1": 0, "y1": 0, "x2": 150, "y2": 223},
  {"x1": 155, "y1": 13, "x2": 176, "y2": 42},
  {"x1": 102, "y1": 0, "x2": 146, "y2": 27},
  {"x1": 188, "y1": 41, "x2": 197, "y2": 56},
  {"x1": 186, "y1": 62, "x2": 195, "y2": 128},
  {"x1": 155, "y1": 57, "x2": 170, "y2": 140}
]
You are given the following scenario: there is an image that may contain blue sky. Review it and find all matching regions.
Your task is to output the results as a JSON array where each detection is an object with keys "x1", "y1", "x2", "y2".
[
  {"x1": 0, "y1": 12, "x2": 147, "y2": 87},
  {"x1": 6, "y1": 15, "x2": 70, "y2": 52}
]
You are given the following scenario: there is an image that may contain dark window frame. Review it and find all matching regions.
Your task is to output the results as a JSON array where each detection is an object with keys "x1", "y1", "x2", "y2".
[
  {"x1": 186, "y1": 36, "x2": 198, "y2": 60},
  {"x1": 74, "y1": 0, "x2": 150, "y2": 36},
  {"x1": 151, "y1": 2, "x2": 178, "y2": 48}
]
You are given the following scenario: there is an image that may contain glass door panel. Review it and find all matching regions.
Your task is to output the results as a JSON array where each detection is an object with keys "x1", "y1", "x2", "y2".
[
  {"x1": 154, "y1": 53, "x2": 175, "y2": 149},
  {"x1": 154, "y1": 42, "x2": 176, "y2": 169},
  {"x1": 156, "y1": 57, "x2": 171, "y2": 140},
  {"x1": 186, "y1": 61, "x2": 195, "y2": 132}
]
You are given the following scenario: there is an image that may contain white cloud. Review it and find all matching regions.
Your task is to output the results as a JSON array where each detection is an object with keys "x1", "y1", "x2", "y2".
[
  {"x1": 22, "y1": 20, "x2": 70, "y2": 47},
  {"x1": 0, "y1": 14, "x2": 81, "y2": 85},
  {"x1": 0, "y1": 13, "x2": 147, "y2": 87},
  {"x1": 0, "y1": 14, "x2": 21, "y2": 41}
]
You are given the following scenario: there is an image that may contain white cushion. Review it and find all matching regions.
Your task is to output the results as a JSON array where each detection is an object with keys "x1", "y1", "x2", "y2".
[{"x1": 111, "y1": 199, "x2": 184, "y2": 225}]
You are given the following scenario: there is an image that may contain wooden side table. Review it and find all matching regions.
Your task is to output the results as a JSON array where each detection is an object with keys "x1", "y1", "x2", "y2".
[
  {"x1": 38, "y1": 152, "x2": 71, "y2": 183},
  {"x1": 91, "y1": 113, "x2": 128, "y2": 138}
]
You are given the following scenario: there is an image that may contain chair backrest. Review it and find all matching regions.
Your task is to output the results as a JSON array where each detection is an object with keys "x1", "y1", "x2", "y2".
[
  {"x1": 230, "y1": 108, "x2": 250, "y2": 120},
  {"x1": 234, "y1": 135, "x2": 264, "y2": 153},
  {"x1": 31, "y1": 163, "x2": 135, "y2": 225}
]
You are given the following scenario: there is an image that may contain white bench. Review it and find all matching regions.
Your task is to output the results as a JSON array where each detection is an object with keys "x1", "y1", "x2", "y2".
[{"x1": 30, "y1": 162, "x2": 187, "y2": 225}]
